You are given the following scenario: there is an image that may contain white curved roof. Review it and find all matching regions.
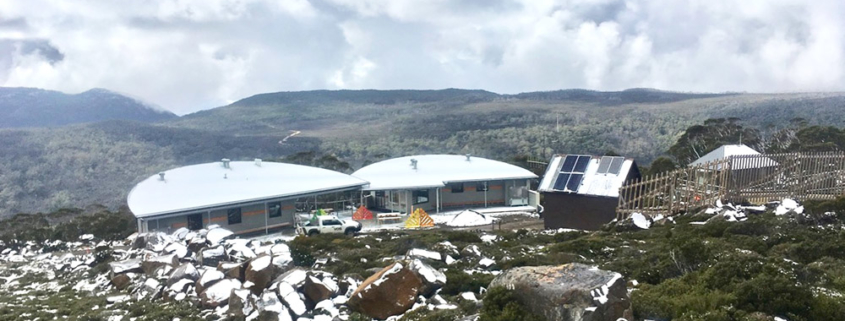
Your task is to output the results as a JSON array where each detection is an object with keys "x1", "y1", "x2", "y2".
[
  {"x1": 690, "y1": 144, "x2": 777, "y2": 169},
  {"x1": 128, "y1": 161, "x2": 368, "y2": 218},
  {"x1": 352, "y1": 155, "x2": 537, "y2": 190}
]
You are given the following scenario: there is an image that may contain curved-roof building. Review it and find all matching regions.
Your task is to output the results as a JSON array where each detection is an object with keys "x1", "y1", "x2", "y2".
[
  {"x1": 352, "y1": 155, "x2": 538, "y2": 213},
  {"x1": 352, "y1": 154, "x2": 538, "y2": 191},
  {"x1": 128, "y1": 159, "x2": 367, "y2": 234}
]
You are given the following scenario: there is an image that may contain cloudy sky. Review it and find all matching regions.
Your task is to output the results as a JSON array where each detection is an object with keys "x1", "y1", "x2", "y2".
[{"x1": 0, "y1": 0, "x2": 843, "y2": 114}]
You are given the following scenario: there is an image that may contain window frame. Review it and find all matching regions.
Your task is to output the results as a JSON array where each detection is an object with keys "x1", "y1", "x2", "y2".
[
  {"x1": 413, "y1": 189, "x2": 430, "y2": 204},
  {"x1": 449, "y1": 183, "x2": 464, "y2": 193},
  {"x1": 476, "y1": 182, "x2": 488, "y2": 192},
  {"x1": 227, "y1": 208, "x2": 242, "y2": 225},
  {"x1": 268, "y1": 201, "x2": 282, "y2": 218}
]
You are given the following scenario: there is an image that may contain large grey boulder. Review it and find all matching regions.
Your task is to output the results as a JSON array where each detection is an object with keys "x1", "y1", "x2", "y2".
[
  {"x1": 196, "y1": 269, "x2": 225, "y2": 295},
  {"x1": 199, "y1": 246, "x2": 227, "y2": 267},
  {"x1": 409, "y1": 259, "x2": 446, "y2": 297},
  {"x1": 141, "y1": 254, "x2": 179, "y2": 276},
  {"x1": 347, "y1": 262, "x2": 423, "y2": 320},
  {"x1": 167, "y1": 263, "x2": 199, "y2": 286},
  {"x1": 245, "y1": 255, "x2": 276, "y2": 294},
  {"x1": 200, "y1": 278, "x2": 242, "y2": 308},
  {"x1": 489, "y1": 263, "x2": 633, "y2": 321}
]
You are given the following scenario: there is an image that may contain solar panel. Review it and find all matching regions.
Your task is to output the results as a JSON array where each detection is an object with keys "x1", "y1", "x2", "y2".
[
  {"x1": 566, "y1": 173, "x2": 583, "y2": 191},
  {"x1": 596, "y1": 156, "x2": 612, "y2": 174},
  {"x1": 573, "y1": 156, "x2": 590, "y2": 173},
  {"x1": 609, "y1": 157, "x2": 625, "y2": 174},
  {"x1": 560, "y1": 155, "x2": 578, "y2": 172},
  {"x1": 553, "y1": 173, "x2": 571, "y2": 190}
]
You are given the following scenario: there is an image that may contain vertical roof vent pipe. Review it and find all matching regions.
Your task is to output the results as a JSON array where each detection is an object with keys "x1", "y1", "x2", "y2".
[
  {"x1": 255, "y1": 158, "x2": 262, "y2": 166},
  {"x1": 410, "y1": 159, "x2": 418, "y2": 170},
  {"x1": 466, "y1": 154, "x2": 472, "y2": 161},
  {"x1": 222, "y1": 158, "x2": 231, "y2": 169},
  {"x1": 158, "y1": 172, "x2": 165, "y2": 181}
]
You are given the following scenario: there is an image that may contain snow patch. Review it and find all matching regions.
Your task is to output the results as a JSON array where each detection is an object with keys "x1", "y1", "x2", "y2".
[{"x1": 631, "y1": 213, "x2": 651, "y2": 229}]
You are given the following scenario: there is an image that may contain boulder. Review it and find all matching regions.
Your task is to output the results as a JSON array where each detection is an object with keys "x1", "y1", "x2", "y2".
[
  {"x1": 138, "y1": 278, "x2": 163, "y2": 301},
  {"x1": 272, "y1": 268, "x2": 308, "y2": 288},
  {"x1": 200, "y1": 278, "x2": 242, "y2": 308},
  {"x1": 168, "y1": 278, "x2": 194, "y2": 294},
  {"x1": 110, "y1": 274, "x2": 132, "y2": 290},
  {"x1": 141, "y1": 254, "x2": 179, "y2": 276},
  {"x1": 164, "y1": 242, "x2": 190, "y2": 259},
  {"x1": 409, "y1": 259, "x2": 446, "y2": 297},
  {"x1": 227, "y1": 239, "x2": 257, "y2": 261},
  {"x1": 488, "y1": 263, "x2": 632, "y2": 321},
  {"x1": 254, "y1": 291, "x2": 292, "y2": 321},
  {"x1": 219, "y1": 261, "x2": 248, "y2": 281},
  {"x1": 229, "y1": 288, "x2": 255, "y2": 319},
  {"x1": 199, "y1": 246, "x2": 227, "y2": 267},
  {"x1": 277, "y1": 281, "x2": 307, "y2": 316},
  {"x1": 167, "y1": 263, "x2": 199, "y2": 286},
  {"x1": 246, "y1": 255, "x2": 276, "y2": 294},
  {"x1": 172, "y1": 227, "x2": 190, "y2": 240},
  {"x1": 108, "y1": 258, "x2": 142, "y2": 276},
  {"x1": 197, "y1": 269, "x2": 225, "y2": 295},
  {"x1": 302, "y1": 275, "x2": 333, "y2": 306},
  {"x1": 188, "y1": 236, "x2": 207, "y2": 254},
  {"x1": 338, "y1": 275, "x2": 362, "y2": 296},
  {"x1": 206, "y1": 228, "x2": 234, "y2": 246},
  {"x1": 461, "y1": 245, "x2": 482, "y2": 257},
  {"x1": 347, "y1": 262, "x2": 423, "y2": 320}
]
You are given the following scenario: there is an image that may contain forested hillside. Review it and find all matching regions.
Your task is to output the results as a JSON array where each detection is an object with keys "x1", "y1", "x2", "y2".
[
  {"x1": 1, "y1": 89, "x2": 845, "y2": 217},
  {"x1": 0, "y1": 87, "x2": 177, "y2": 128}
]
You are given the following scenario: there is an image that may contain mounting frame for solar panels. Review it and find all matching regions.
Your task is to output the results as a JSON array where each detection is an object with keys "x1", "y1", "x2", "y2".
[{"x1": 553, "y1": 155, "x2": 591, "y2": 192}]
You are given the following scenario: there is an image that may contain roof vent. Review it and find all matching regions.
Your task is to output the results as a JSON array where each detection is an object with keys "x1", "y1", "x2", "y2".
[
  {"x1": 222, "y1": 158, "x2": 231, "y2": 169},
  {"x1": 224, "y1": 173, "x2": 228, "y2": 179},
  {"x1": 255, "y1": 158, "x2": 262, "y2": 166},
  {"x1": 466, "y1": 154, "x2": 472, "y2": 161},
  {"x1": 410, "y1": 158, "x2": 418, "y2": 170},
  {"x1": 158, "y1": 172, "x2": 165, "y2": 181}
]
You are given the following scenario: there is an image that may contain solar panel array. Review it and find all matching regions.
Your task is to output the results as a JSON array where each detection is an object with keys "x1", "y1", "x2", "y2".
[
  {"x1": 596, "y1": 156, "x2": 625, "y2": 175},
  {"x1": 554, "y1": 155, "x2": 591, "y2": 192}
]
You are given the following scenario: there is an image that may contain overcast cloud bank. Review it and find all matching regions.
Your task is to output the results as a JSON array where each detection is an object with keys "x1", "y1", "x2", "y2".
[{"x1": 0, "y1": 0, "x2": 842, "y2": 114}]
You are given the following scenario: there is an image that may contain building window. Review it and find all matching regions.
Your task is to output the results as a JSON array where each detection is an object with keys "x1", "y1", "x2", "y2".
[
  {"x1": 227, "y1": 208, "x2": 242, "y2": 225},
  {"x1": 476, "y1": 182, "x2": 488, "y2": 192},
  {"x1": 449, "y1": 183, "x2": 464, "y2": 193},
  {"x1": 375, "y1": 191, "x2": 385, "y2": 197},
  {"x1": 187, "y1": 213, "x2": 203, "y2": 230},
  {"x1": 413, "y1": 190, "x2": 429, "y2": 204},
  {"x1": 268, "y1": 202, "x2": 282, "y2": 218}
]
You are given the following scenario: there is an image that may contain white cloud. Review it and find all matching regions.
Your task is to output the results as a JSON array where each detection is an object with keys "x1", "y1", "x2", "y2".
[{"x1": 0, "y1": 0, "x2": 843, "y2": 114}]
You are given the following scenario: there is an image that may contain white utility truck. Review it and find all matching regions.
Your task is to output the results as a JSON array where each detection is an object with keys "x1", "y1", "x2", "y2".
[{"x1": 297, "y1": 215, "x2": 362, "y2": 236}]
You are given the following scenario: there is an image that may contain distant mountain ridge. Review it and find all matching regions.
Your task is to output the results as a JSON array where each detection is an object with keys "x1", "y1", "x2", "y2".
[
  {"x1": 0, "y1": 87, "x2": 177, "y2": 128},
  {"x1": 219, "y1": 88, "x2": 732, "y2": 109}
]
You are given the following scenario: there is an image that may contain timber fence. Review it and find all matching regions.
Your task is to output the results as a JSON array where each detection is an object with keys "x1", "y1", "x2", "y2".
[{"x1": 616, "y1": 152, "x2": 845, "y2": 219}]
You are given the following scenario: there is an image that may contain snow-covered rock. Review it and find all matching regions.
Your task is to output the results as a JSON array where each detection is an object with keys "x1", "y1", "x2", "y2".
[
  {"x1": 197, "y1": 269, "x2": 225, "y2": 295},
  {"x1": 201, "y1": 278, "x2": 242, "y2": 308},
  {"x1": 410, "y1": 259, "x2": 447, "y2": 297},
  {"x1": 206, "y1": 228, "x2": 234, "y2": 246},
  {"x1": 167, "y1": 263, "x2": 200, "y2": 286},
  {"x1": 630, "y1": 213, "x2": 651, "y2": 229},
  {"x1": 776, "y1": 198, "x2": 804, "y2": 215},
  {"x1": 407, "y1": 248, "x2": 443, "y2": 262},
  {"x1": 246, "y1": 255, "x2": 275, "y2": 294},
  {"x1": 278, "y1": 281, "x2": 307, "y2": 316}
]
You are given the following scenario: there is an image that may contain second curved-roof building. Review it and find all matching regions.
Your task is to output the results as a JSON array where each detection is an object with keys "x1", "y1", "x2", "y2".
[{"x1": 352, "y1": 154, "x2": 539, "y2": 213}]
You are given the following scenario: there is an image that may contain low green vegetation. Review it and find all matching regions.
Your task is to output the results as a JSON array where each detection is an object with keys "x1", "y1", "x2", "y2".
[
  {"x1": 291, "y1": 199, "x2": 845, "y2": 321},
  {"x1": 0, "y1": 207, "x2": 136, "y2": 244}
]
